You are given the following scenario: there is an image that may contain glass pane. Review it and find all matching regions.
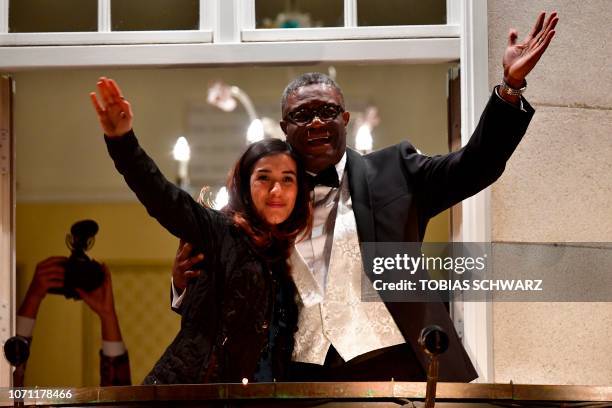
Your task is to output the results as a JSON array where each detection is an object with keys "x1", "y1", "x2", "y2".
[
  {"x1": 9, "y1": 0, "x2": 97, "y2": 33},
  {"x1": 357, "y1": 0, "x2": 446, "y2": 26},
  {"x1": 14, "y1": 63, "x2": 452, "y2": 386},
  {"x1": 112, "y1": 0, "x2": 199, "y2": 31},
  {"x1": 256, "y1": 0, "x2": 343, "y2": 28}
]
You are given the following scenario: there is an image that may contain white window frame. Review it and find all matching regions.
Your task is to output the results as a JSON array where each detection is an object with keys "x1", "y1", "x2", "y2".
[
  {"x1": 457, "y1": 0, "x2": 492, "y2": 383},
  {"x1": 0, "y1": 75, "x2": 15, "y2": 388},
  {"x1": 241, "y1": 0, "x2": 460, "y2": 42},
  {"x1": 0, "y1": 0, "x2": 493, "y2": 384},
  {"x1": 0, "y1": 0, "x2": 214, "y2": 46}
]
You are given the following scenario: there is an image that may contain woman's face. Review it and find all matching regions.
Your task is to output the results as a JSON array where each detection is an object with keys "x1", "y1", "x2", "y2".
[{"x1": 249, "y1": 153, "x2": 299, "y2": 225}]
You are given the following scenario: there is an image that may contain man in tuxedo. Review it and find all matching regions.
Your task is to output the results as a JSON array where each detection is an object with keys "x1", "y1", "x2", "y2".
[
  {"x1": 277, "y1": 11, "x2": 557, "y2": 382},
  {"x1": 174, "y1": 11, "x2": 558, "y2": 382}
]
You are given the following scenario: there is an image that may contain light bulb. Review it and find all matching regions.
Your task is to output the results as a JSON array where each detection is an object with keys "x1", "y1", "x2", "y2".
[
  {"x1": 214, "y1": 187, "x2": 229, "y2": 210},
  {"x1": 247, "y1": 119, "x2": 264, "y2": 144},
  {"x1": 355, "y1": 125, "x2": 373, "y2": 152},
  {"x1": 173, "y1": 136, "x2": 190, "y2": 162}
]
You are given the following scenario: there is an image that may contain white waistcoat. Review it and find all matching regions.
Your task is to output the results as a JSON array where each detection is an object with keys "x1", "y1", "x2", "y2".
[{"x1": 290, "y1": 176, "x2": 405, "y2": 364}]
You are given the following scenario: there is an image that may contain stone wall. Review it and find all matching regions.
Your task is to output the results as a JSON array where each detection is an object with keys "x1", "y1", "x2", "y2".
[{"x1": 488, "y1": 0, "x2": 612, "y2": 385}]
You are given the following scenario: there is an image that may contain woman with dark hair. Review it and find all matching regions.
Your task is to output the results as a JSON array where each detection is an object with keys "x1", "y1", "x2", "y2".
[{"x1": 90, "y1": 77, "x2": 312, "y2": 384}]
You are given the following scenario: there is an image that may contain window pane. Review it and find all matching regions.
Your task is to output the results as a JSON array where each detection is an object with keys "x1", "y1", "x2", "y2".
[
  {"x1": 357, "y1": 0, "x2": 446, "y2": 26},
  {"x1": 9, "y1": 0, "x2": 97, "y2": 33},
  {"x1": 256, "y1": 0, "x2": 343, "y2": 28},
  {"x1": 112, "y1": 0, "x2": 199, "y2": 31}
]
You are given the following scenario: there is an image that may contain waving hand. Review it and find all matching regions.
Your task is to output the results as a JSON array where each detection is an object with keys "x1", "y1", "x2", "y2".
[
  {"x1": 503, "y1": 11, "x2": 558, "y2": 88},
  {"x1": 90, "y1": 77, "x2": 134, "y2": 138}
]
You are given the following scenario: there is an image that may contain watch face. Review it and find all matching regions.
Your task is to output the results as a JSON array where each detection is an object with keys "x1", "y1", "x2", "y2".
[{"x1": 3, "y1": 336, "x2": 30, "y2": 366}]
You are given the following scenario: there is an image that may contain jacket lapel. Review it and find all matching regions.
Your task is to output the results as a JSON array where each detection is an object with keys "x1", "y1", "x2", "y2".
[
  {"x1": 346, "y1": 148, "x2": 376, "y2": 243},
  {"x1": 346, "y1": 149, "x2": 430, "y2": 376}
]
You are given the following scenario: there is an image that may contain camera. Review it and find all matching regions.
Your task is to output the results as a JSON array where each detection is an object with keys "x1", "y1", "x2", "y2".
[{"x1": 48, "y1": 219, "x2": 105, "y2": 299}]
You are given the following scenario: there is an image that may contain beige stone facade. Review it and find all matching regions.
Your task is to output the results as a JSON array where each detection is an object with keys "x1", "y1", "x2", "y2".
[{"x1": 488, "y1": 0, "x2": 612, "y2": 385}]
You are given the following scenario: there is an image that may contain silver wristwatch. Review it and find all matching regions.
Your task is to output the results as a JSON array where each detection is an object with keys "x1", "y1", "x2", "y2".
[{"x1": 500, "y1": 79, "x2": 527, "y2": 96}]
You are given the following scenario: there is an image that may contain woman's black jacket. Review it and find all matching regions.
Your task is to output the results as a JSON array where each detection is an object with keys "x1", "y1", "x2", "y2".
[{"x1": 105, "y1": 131, "x2": 295, "y2": 383}]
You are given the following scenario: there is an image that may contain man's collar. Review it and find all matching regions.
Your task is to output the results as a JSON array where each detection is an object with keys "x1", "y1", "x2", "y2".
[
  {"x1": 306, "y1": 151, "x2": 347, "y2": 181},
  {"x1": 335, "y1": 151, "x2": 347, "y2": 179}
]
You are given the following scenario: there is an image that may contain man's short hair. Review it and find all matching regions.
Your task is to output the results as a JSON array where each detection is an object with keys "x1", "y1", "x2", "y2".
[{"x1": 281, "y1": 72, "x2": 345, "y2": 113}]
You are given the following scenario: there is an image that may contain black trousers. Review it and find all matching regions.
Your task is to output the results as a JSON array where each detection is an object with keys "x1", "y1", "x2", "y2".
[{"x1": 286, "y1": 343, "x2": 425, "y2": 382}]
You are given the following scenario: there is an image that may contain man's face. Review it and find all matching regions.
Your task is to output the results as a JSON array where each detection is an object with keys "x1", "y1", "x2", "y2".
[{"x1": 281, "y1": 84, "x2": 350, "y2": 174}]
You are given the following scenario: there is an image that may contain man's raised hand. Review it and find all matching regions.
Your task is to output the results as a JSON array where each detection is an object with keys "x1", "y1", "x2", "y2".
[
  {"x1": 503, "y1": 11, "x2": 559, "y2": 88},
  {"x1": 90, "y1": 77, "x2": 133, "y2": 138}
]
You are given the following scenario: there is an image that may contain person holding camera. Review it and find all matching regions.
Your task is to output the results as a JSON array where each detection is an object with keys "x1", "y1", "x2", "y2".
[{"x1": 16, "y1": 257, "x2": 131, "y2": 386}]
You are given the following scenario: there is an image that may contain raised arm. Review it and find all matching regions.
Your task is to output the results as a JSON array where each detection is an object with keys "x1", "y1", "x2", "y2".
[
  {"x1": 77, "y1": 264, "x2": 123, "y2": 343},
  {"x1": 18, "y1": 257, "x2": 66, "y2": 320},
  {"x1": 77, "y1": 265, "x2": 132, "y2": 386},
  {"x1": 412, "y1": 11, "x2": 558, "y2": 217},
  {"x1": 90, "y1": 77, "x2": 219, "y2": 253}
]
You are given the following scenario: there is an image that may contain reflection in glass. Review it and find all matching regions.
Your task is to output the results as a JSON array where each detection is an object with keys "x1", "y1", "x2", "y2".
[
  {"x1": 9, "y1": 0, "x2": 97, "y2": 32},
  {"x1": 112, "y1": 0, "x2": 199, "y2": 31},
  {"x1": 255, "y1": 0, "x2": 343, "y2": 28},
  {"x1": 357, "y1": 0, "x2": 446, "y2": 26},
  {"x1": 13, "y1": 254, "x2": 133, "y2": 386}
]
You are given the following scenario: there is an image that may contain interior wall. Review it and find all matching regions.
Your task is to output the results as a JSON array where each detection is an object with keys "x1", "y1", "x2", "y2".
[
  {"x1": 14, "y1": 64, "x2": 452, "y2": 201},
  {"x1": 13, "y1": 63, "x2": 452, "y2": 385},
  {"x1": 487, "y1": 0, "x2": 612, "y2": 385}
]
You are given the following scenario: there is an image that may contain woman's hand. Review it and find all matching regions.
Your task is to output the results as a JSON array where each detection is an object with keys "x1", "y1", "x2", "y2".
[{"x1": 90, "y1": 77, "x2": 134, "y2": 138}]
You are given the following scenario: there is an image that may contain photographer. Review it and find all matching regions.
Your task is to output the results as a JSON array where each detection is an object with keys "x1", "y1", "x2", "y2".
[{"x1": 16, "y1": 257, "x2": 131, "y2": 386}]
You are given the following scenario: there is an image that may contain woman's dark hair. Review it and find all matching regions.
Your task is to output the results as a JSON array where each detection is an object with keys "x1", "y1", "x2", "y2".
[{"x1": 222, "y1": 138, "x2": 312, "y2": 261}]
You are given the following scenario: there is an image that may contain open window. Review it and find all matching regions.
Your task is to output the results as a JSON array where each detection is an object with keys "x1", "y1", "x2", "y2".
[{"x1": 0, "y1": 0, "x2": 493, "y2": 384}]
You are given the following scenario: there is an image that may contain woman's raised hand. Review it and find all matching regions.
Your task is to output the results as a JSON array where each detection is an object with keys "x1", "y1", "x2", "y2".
[{"x1": 90, "y1": 77, "x2": 134, "y2": 138}]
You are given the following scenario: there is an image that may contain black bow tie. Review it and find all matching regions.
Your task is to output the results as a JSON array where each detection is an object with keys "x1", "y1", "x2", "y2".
[{"x1": 308, "y1": 166, "x2": 340, "y2": 189}]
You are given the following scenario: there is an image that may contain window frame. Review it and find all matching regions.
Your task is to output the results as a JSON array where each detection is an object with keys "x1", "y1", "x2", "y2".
[
  {"x1": 0, "y1": 75, "x2": 15, "y2": 388},
  {"x1": 241, "y1": 0, "x2": 459, "y2": 41},
  {"x1": 0, "y1": 0, "x2": 214, "y2": 46}
]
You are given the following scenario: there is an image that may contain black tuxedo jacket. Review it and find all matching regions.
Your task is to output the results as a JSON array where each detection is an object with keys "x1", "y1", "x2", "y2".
[{"x1": 345, "y1": 92, "x2": 534, "y2": 381}]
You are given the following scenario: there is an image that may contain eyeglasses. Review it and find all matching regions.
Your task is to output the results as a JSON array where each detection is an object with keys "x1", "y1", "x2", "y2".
[{"x1": 285, "y1": 104, "x2": 344, "y2": 126}]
